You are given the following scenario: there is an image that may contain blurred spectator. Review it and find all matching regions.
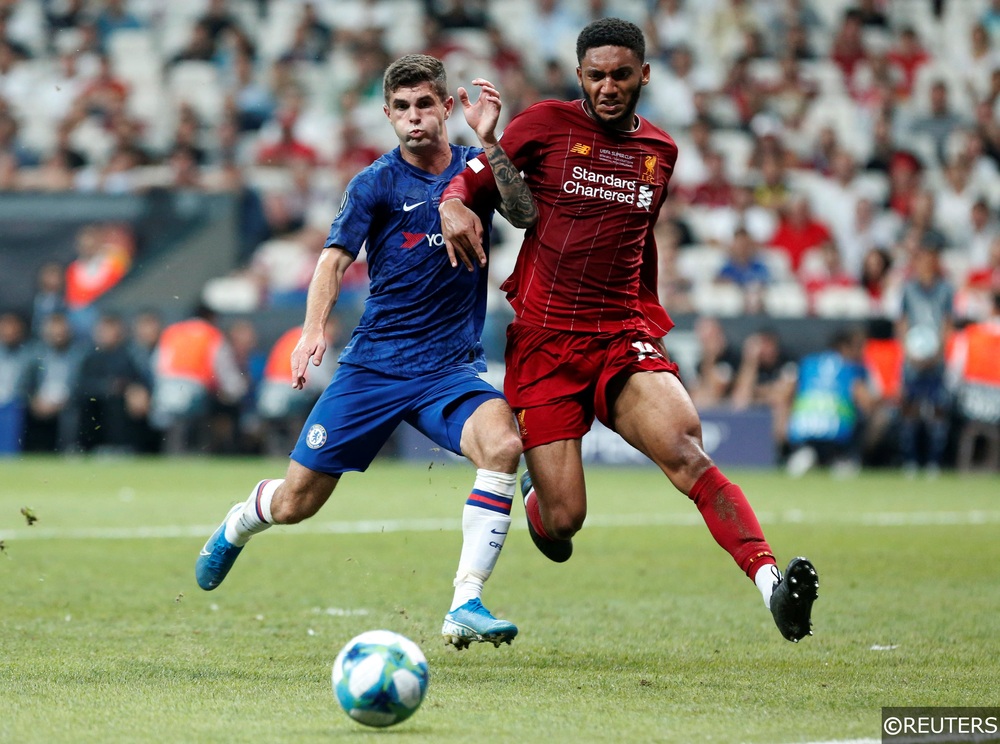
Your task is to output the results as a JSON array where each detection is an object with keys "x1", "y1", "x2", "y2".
[
  {"x1": 686, "y1": 150, "x2": 733, "y2": 208},
  {"x1": 800, "y1": 241, "x2": 860, "y2": 309},
  {"x1": 76, "y1": 53, "x2": 129, "y2": 122},
  {"x1": 855, "y1": 0, "x2": 889, "y2": 28},
  {"x1": 127, "y1": 309, "x2": 162, "y2": 386},
  {"x1": 23, "y1": 312, "x2": 83, "y2": 452},
  {"x1": 45, "y1": 0, "x2": 87, "y2": 47},
  {"x1": 716, "y1": 227, "x2": 771, "y2": 313},
  {"x1": 257, "y1": 317, "x2": 340, "y2": 456},
  {"x1": 764, "y1": 54, "x2": 818, "y2": 131},
  {"x1": 965, "y1": 199, "x2": 1000, "y2": 269},
  {"x1": 75, "y1": 312, "x2": 148, "y2": 454},
  {"x1": 0, "y1": 311, "x2": 30, "y2": 454},
  {"x1": 198, "y1": 0, "x2": 241, "y2": 51},
  {"x1": 64, "y1": 223, "x2": 134, "y2": 334},
  {"x1": 256, "y1": 109, "x2": 319, "y2": 167},
  {"x1": 752, "y1": 149, "x2": 792, "y2": 210},
  {"x1": 168, "y1": 21, "x2": 217, "y2": 68},
  {"x1": 884, "y1": 150, "x2": 924, "y2": 217},
  {"x1": 785, "y1": 326, "x2": 878, "y2": 477},
  {"x1": 707, "y1": 0, "x2": 762, "y2": 65},
  {"x1": 731, "y1": 329, "x2": 798, "y2": 451},
  {"x1": 689, "y1": 316, "x2": 741, "y2": 408},
  {"x1": 293, "y1": 2, "x2": 333, "y2": 62},
  {"x1": 538, "y1": 58, "x2": 578, "y2": 102},
  {"x1": 829, "y1": 8, "x2": 868, "y2": 87},
  {"x1": 947, "y1": 291, "x2": 1000, "y2": 471},
  {"x1": 909, "y1": 79, "x2": 969, "y2": 166},
  {"x1": 885, "y1": 26, "x2": 930, "y2": 100},
  {"x1": 646, "y1": 44, "x2": 715, "y2": 131},
  {"x1": 150, "y1": 304, "x2": 248, "y2": 454},
  {"x1": 93, "y1": 0, "x2": 143, "y2": 52},
  {"x1": 167, "y1": 145, "x2": 203, "y2": 189},
  {"x1": 0, "y1": 108, "x2": 38, "y2": 168},
  {"x1": 957, "y1": 236, "x2": 1000, "y2": 322},
  {"x1": 896, "y1": 244, "x2": 955, "y2": 476},
  {"x1": 936, "y1": 159, "x2": 983, "y2": 247},
  {"x1": 839, "y1": 197, "x2": 898, "y2": 277},
  {"x1": 860, "y1": 246, "x2": 897, "y2": 311},
  {"x1": 31, "y1": 261, "x2": 68, "y2": 336},
  {"x1": 424, "y1": 0, "x2": 488, "y2": 29},
  {"x1": 706, "y1": 182, "x2": 778, "y2": 246},
  {"x1": 645, "y1": 0, "x2": 695, "y2": 60},
  {"x1": 770, "y1": 194, "x2": 834, "y2": 272},
  {"x1": 895, "y1": 190, "x2": 947, "y2": 254},
  {"x1": 959, "y1": 23, "x2": 1000, "y2": 102}
]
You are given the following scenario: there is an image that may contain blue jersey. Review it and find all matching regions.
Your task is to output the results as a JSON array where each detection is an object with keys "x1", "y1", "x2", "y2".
[
  {"x1": 325, "y1": 144, "x2": 492, "y2": 378},
  {"x1": 788, "y1": 350, "x2": 868, "y2": 445}
]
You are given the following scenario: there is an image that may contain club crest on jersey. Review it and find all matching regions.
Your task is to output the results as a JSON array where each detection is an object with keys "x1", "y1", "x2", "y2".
[
  {"x1": 306, "y1": 424, "x2": 327, "y2": 449},
  {"x1": 640, "y1": 155, "x2": 657, "y2": 184},
  {"x1": 569, "y1": 142, "x2": 592, "y2": 156}
]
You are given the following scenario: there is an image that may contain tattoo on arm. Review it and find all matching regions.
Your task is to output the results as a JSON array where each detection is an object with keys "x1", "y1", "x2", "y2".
[{"x1": 484, "y1": 144, "x2": 537, "y2": 229}]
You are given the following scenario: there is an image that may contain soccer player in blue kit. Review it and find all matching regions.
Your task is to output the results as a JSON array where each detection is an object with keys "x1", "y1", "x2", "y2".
[{"x1": 196, "y1": 54, "x2": 537, "y2": 649}]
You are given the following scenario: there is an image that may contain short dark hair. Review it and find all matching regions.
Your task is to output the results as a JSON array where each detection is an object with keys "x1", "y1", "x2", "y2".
[
  {"x1": 576, "y1": 17, "x2": 645, "y2": 64},
  {"x1": 382, "y1": 54, "x2": 448, "y2": 103}
]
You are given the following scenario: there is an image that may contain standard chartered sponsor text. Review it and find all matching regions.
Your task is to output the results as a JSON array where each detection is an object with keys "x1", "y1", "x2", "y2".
[{"x1": 564, "y1": 165, "x2": 637, "y2": 203}]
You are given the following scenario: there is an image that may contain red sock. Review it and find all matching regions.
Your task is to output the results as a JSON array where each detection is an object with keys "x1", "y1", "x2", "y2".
[
  {"x1": 688, "y1": 466, "x2": 776, "y2": 578},
  {"x1": 524, "y1": 490, "x2": 553, "y2": 540}
]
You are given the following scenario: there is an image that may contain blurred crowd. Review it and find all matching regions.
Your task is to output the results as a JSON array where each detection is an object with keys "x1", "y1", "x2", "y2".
[{"x1": 1, "y1": 0, "x2": 1000, "y2": 470}]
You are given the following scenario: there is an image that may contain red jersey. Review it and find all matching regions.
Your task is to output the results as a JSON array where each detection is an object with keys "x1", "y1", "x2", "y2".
[{"x1": 444, "y1": 99, "x2": 677, "y2": 336}]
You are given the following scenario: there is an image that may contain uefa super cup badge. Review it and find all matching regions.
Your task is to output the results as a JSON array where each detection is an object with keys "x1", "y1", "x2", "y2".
[{"x1": 306, "y1": 424, "x2": 327, "y2": 449}]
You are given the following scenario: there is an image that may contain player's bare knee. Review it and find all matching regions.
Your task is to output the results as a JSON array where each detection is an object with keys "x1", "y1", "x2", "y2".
[
  {"x1": 548, "y1": 511, "x2": 584, "y2": 540},
  {"x1": 660, "y1": 432, "x2": 712, "y2": 491},
  {"x1": 484, "y1": 430, "x2": 523, "y2": 472}
]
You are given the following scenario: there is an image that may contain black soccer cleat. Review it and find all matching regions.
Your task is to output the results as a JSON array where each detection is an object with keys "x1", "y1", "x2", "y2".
[
  {"x1": 770, "y1": 557, "x2": 819, "y2": 642},
  {"x1": 520, "y1": 471, "x2": 573, "y2": 563}
]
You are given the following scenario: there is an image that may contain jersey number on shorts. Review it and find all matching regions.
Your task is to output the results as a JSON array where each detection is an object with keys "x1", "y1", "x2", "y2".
[{"x1": 631, "y1": 341, "x2": 663, "y2": 361}]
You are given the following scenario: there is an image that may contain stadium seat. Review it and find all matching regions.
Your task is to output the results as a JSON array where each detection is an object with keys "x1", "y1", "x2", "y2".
[
  {"x1": 759, "y1": 248, "x2": 793, "y2": 282},
  {"x1": 691, "y1": 281, "x2": 746, "y2": 317},
  {"x1": 763, "y1": 282, "x2": 809, "y2": 318},
  {"x1": 813, "y1": 286, "x2": 873, "y2": 318},
  {"x1": 677, "y1": 245, "x2": 727, "y2": 282}
]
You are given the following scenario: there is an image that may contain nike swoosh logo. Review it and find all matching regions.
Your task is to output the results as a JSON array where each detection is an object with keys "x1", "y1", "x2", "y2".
[
  {"x1": 402, "y1": 201, "x2": 426, "y2": 211},
  {"x1": 199, "y1": 548, "x2": 211, "y2": 556},
  {"x1": 490, "y1": 529, "x2": 508, "y2": 535}
]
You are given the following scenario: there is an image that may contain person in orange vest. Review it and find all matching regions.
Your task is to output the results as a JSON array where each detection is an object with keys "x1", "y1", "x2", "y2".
[
  {"x1": 150, "y1": 304, "x2": 247, "y2": 453},
  {"x1": 947, "y1": 291, "x2": 1000, "y2": 471},
  {"x1": 256, "y1": 316, "x2": 340, "y2": 456},
  {"x1": 64, "y1": 224, "x2": 133, "y2": 335}
]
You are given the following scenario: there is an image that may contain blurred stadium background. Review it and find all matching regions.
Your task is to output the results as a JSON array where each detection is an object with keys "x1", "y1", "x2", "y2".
[{"x1": 1, "y1": 0, "x2": 999, "y2": 472}]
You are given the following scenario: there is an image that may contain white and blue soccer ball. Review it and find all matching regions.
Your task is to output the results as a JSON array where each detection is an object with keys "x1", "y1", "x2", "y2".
[{"x1": 331, "y1": 630, "x2": 429, "y2": 727}]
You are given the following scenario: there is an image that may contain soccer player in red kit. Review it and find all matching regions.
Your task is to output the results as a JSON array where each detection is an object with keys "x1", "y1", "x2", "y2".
[{"x1": 439, "y1": 18, "x2": 818, "y2": 642}]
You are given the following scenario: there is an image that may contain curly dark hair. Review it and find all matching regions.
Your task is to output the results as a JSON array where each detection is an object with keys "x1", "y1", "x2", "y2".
[
  {"x1": 575, "y1": 17, "x2": 646, "y2": 64},
  {"x1": 382, "y1": 54, "x2": 448, "y2": 103}
]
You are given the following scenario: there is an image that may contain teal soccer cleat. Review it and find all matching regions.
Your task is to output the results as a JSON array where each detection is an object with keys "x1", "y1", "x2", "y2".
[
  {"x1": 441, "y1": 599, "x2": 518, "y2": 649},
  {"x1": 195, "y1": 504, "x2": 244, "y2": 591}
]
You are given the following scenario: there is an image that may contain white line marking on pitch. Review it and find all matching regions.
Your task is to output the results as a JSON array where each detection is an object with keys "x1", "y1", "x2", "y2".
[{"x1": 1, "y1": 511, "x2": 999, "y2": 542}]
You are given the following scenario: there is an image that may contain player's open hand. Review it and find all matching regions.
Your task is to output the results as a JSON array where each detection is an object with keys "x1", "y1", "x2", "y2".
[
  {"x1": 290, "y1": 330, "x2": 327, "y2": 389},
  {"x1": 457, "y1": 78, "x2": 502, "y2": 147},
  {"x1": 440, "y1": 198, "x2": 486, "y2": 271}
]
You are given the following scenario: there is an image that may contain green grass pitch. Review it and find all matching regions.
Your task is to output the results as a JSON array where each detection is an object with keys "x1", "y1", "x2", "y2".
[{"x1": 2, "y1": 457, "x2": 999, "y2": 743}]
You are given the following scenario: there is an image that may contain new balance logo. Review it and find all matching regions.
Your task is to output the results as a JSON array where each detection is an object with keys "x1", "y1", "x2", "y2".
[
  {"x1": 402, "y1": 200, "x2": 426, "y2": 211},
  {"x1": 570, "y1": 142, "x2": 592, "y2": 155}
]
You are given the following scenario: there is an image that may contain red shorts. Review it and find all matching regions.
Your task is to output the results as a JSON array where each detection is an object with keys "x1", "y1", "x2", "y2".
[{"x1": 504, "y1": 321, "x2": 680, "y2": 450}]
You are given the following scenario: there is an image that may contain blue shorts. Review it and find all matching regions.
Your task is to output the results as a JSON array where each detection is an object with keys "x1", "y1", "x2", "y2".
[{"x1": 290, "y1": 363, "x2": 504, "y2": 475}]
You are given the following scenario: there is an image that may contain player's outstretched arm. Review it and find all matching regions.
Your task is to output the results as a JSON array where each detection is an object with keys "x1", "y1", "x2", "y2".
[
  {"x1": 291, "y1": 246, "x2": 353, "y2": 389},
  {"x1": 457, "y1": 78, "x2": 537, "y2": 230}
]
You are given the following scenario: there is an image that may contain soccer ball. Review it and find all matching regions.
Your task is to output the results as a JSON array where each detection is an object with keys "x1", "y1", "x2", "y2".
[{"x1": 331, "y1": 630, "x2": 429, "y2": 727}]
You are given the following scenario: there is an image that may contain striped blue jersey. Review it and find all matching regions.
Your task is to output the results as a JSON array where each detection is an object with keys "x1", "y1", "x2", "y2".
[{"x1": 324, "y1": 144, "x2": 492, "y2": 378}]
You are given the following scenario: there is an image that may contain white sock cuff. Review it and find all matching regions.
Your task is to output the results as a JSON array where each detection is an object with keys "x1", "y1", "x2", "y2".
[
  {"x1": 255, "y1": 478, "x2": 283, "y2": 524},
  {"x1": 754, "y1": 563, "x2": 781, "y2": 609},
  {"x1": 473, "y1": 469, "x2": 517, "y2": 497}
]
